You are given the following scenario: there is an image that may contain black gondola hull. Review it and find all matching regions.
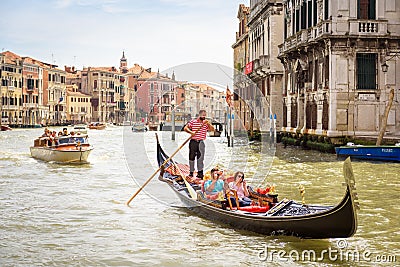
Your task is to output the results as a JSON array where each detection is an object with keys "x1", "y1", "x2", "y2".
[
  {"x1": 155, "y1": 135, "x2": 358, "y2": 239},
  {"x1": 165, "y1": 180, "x2": 357, "y2": 238}
]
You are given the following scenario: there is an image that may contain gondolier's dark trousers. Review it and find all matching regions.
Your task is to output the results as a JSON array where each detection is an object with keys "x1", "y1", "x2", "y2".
[{"x1": 189, "y1": 139, "x2": 205, "y2": 173}]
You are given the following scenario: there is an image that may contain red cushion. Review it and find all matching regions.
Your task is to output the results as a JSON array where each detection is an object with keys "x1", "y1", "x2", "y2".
[{"x1": 239, "y1": 206, "x2": 270, "y2": 213}]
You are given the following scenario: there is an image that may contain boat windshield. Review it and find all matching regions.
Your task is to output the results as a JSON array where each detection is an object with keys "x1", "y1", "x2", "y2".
[{"x1": 58, "y1": 136, "x2": 88, "y2": 144}]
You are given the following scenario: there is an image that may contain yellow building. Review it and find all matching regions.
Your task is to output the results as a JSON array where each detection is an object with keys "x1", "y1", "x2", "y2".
[
  {"x1": 66, "y1": 84, "x2": 92, "y2": 123},
  {"x1": 0, "y1": 51, "x2": 23, "y2": 126}
]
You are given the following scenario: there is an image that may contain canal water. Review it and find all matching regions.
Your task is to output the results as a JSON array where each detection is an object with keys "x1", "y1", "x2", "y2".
[{"x1": 0, "y1": 127, "x2": 398, "y2": 266}]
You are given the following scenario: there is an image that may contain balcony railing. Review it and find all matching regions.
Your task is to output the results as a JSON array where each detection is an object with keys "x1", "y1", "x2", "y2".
[
  {"x1": 2, "y1": 105, "x2": 18, "y2": 111},
  {"x1": 279, "y1": 19, "x2": 389, "y2": 56},
  {"x1": 24, "y1": 103, "x2": 39, "y2": 109},
  {"x1": 349, "y1": 19, "x2": 387, "y2": 35},
  {"x1": 260, "y1": 55, "x2": 270, "y2": 70}
]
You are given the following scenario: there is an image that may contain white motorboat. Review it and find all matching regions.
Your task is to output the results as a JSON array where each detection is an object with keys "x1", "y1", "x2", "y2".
[
  {"x1": 73, "y1": 124, "x2": 88, "y2": 134},
  {"x1": 30, "y1": 135, "x2": 93, "y2": 163}
]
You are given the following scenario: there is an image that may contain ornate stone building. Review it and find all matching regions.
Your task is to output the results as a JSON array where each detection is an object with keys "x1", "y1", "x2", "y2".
[
  {"x1": 232, "y1": 4, "x2": 252, "y2": 130},
  {"x1": 248, "y1": 0, "x2": 284, "y2": 130},
  {"x1": 278, "y1": 0, "x2": 400, "y2": 142},
  {"x1": 233, "y1": 1, "x2": 284, "y2": 134}
]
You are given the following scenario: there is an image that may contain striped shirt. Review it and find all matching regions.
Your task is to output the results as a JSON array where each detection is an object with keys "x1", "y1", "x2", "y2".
[{"x1": 188, "y1": 119, "x2": 209, "y2": 140}]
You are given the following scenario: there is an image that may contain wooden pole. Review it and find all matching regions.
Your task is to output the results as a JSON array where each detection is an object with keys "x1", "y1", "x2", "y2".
[
  {"x1": 172, "y1": 161, "x2": 197, "y2": 199},
  {"x1": 126, "y1": 123, "x2": 205, "y2": 206},
  {"x1": 376, "y1": 88, "x2": 394, "y2": 146}
]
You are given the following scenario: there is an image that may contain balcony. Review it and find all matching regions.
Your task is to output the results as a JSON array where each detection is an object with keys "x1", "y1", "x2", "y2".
[
  {"x1": 2, "y1": 105, "x2": 18, "y2": 111},
  {"x1": 7, "y1": 86, "x2": 15, "y2": 92},
  {"x1": 260, "y1": 55, "x2": 270, "y2": 71},
  {"x1": 279, "y1": 22, "x2": 332, "y2": 55},
  {"x1": 24, "y1": 103, "x2": 39, "y2": 109},
  {"x1": 349, "y1": 19, "x2": 387, "y2": 36}
]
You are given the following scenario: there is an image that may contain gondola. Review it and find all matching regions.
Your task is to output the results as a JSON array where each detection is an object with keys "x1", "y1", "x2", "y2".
[{"x1": 156, "y1": 138, "x2": 359, "y2": 239}]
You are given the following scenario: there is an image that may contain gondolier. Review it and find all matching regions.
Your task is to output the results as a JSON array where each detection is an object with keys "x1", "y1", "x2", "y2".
[{"x1": 184, "y1": 110, "x2": 214, "y2": 178}]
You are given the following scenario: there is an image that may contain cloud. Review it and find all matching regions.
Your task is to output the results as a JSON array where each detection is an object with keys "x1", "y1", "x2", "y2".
[
  {"x1": 55, "y1": 0, "x2": 127, "y2": 13},
  {"x1": 1, "y1": 0, "x2": 244, "y2": 71},
  {"x1": 159, "y1": 0, "x2": 228, "y2": 8},
  {"x1": 55, "y1": 0, "x2": 73, "y2": 8}
]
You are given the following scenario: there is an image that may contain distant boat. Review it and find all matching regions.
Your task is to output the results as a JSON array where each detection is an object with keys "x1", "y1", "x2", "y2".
[
  {"x1": 88, "y1": 122, "x2": 106, "y2": 130},
  {"x1": 1, "y1": 125, "x2": 12, "y2": 131},
  {"x1": 30, "y1": 135, "x2": 93, "y2": 163},
  {"x1": 335, "y1": 143, "x2": 400, "y2": 162},
  {"x1": 73, "y1": 124, "x2": 88, "y2": 134},
  {"x1": 132, "y1": 122, "x2": 147, "y2": 132},
  {"x1": 335, "y1": 89, "x2": 400, "y2": 162},
  {"x1": 209, "y1": 121, "x2": 223, "y2": 137}
]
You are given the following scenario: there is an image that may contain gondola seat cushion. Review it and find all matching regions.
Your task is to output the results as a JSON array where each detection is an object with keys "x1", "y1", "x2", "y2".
[{"x1": 239, "y1": 206, "x2": 270, "y2": 213}]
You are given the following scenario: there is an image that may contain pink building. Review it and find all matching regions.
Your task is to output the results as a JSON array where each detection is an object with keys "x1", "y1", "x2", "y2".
[{"x1": 136, "y1": 69, "x2": 178, "y2": 123}]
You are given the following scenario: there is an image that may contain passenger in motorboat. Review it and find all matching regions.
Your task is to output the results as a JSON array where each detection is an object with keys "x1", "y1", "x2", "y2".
[
  {"x1": 41, "y1": 128, "x2": 50, "y2": 137},
  {"x1": 62, "y1": 128, "x2": 68, "y2": 136},
  {"x1": 49, "y1": 131, "x2": 59, "y2": 146}
]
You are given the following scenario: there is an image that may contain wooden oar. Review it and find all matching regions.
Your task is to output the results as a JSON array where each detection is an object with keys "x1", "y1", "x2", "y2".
[
  {"x1": 126, "y1": 122, "x2": 205, "y2": 206},
  {"x1": 172, "y1": 161, "x2": 198, "y2": 199}
]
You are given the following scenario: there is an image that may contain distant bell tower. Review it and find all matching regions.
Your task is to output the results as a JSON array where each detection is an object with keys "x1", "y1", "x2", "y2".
[{"x1": 120, "y1": 51, "x2": 128, "y2": 73}]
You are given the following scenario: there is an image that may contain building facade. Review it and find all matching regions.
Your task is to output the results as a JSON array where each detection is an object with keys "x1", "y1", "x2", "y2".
[
  {"x1": 232, "y1": 4, "x2": 252, "y2": 131},
  {"x1": 136, "y1": 69, "x2": 178, "y2": 123},
  {"x1": 0, "y1": 51, "x2": 23, "y2": 127},
  {"x1": 233, "y1": 1, "x2": 284, "y2": 133},
  {"x1": 81, "y1": 66, "x2": 126, "y2": 123},
  {"x1": 66, "y1": 84, "x2": 92, "y2": 123},
  {"x1": 183, "y1": 83, "x2": 226, "y2": 122},
  {"x1": 45, "y1": 67, "x2": 67, "y2": 125},
  {"x1": 278, "y1": 0, "x2": 400, "y2": 142},
  {"x1": 248, "y1": 0, "x2": 284, "y2": 130}
]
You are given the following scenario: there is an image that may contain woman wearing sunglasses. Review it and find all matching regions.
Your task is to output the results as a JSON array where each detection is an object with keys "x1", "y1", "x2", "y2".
[{"x1": 228, "y1": 171, "x2": 252, "y2": 207}]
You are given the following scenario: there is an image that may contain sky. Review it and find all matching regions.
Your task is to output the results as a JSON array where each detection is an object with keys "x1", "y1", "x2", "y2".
[{"x1": 1, "y1": 0, "x2": 249, "y2": 76}]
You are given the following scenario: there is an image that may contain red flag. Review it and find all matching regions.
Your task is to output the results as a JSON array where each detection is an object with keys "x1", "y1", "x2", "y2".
[{"x1": 226, "y1": 87, "x2": 233, "y2": 107}]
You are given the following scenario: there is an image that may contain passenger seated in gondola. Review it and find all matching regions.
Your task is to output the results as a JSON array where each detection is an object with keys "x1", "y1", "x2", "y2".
[
  {"x1": 204, "y1": 168, "x2": 226, "y2": 200},
  {"x1": 227, "y1": 171, "x2": 252, "y2": 207}
]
